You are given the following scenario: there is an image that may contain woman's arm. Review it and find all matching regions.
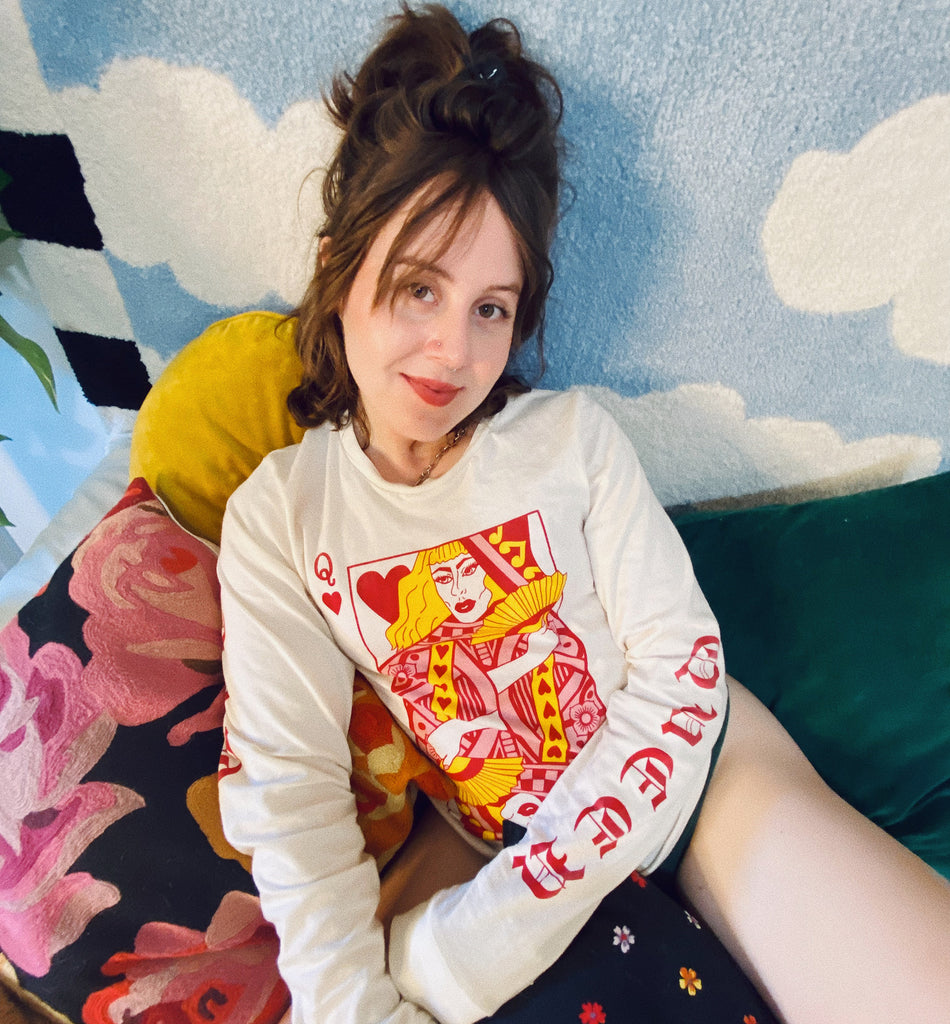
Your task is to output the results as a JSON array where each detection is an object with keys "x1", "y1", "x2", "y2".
[
  {"x1": 217, "y1": 455, "x2": 434, "y2": 1024},
  {"x1": 387, "y1": 396, "x2": 728, "y2": 1022}
]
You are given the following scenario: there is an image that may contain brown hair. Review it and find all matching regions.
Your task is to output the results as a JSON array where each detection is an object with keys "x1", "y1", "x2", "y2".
[{"x1": 287, "y1": 3, "x2": 563, "y2": 436}]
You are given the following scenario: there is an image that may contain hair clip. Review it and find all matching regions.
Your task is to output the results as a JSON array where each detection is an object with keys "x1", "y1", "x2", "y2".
[{"x1": 465, "y1": 56, "x2": 507, "y2": 87}]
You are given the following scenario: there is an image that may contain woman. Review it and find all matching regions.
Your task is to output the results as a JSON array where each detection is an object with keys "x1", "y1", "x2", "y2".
[{"x1": 217, "y1": 5, "x2": 950, "y2": 1024}]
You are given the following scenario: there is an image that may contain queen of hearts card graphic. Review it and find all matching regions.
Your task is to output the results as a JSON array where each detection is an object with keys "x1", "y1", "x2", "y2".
[{"x1": 348, "y1": 512, "x2": 606, "y2": 841}]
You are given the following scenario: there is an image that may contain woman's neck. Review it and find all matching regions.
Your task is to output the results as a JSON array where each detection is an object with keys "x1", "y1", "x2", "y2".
[{"x1": 358, "y1": 424, "x2": 471, "y2": 486}]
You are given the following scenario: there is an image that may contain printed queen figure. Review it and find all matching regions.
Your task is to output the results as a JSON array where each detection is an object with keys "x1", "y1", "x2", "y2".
[{"x1": 356, "y1": 514, "x2": 607, "y2": 841}]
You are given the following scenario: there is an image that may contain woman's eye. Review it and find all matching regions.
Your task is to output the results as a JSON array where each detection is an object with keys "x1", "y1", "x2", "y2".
[
  {"x1": 409, "y1": 283, "x2": 435, "y2": 302},
  {"x1": 476, "y1": 302, "x2": 508, "y2": 321}
]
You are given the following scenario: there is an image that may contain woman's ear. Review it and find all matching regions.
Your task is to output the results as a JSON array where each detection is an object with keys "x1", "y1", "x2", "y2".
[{"x1": 318, "y1": 235, "x2": 332, "y2": 266}]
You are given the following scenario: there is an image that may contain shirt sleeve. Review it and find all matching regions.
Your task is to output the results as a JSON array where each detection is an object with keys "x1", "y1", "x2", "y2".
[
  {"x1": 388, "y1": 396, "x2": 728, "y2": 1022},
  {"x1": 217, "y1": 457, "x2": 435, "y2": 1024}
]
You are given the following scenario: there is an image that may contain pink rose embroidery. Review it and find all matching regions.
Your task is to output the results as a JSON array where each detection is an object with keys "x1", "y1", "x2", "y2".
[
  {"x1": 82, "y1": 891, "x2": 289, "y2": 1024},
  {"x1": 0, "y1": 485, "x2": 231, "y2": 977},
  {"x1": 0, "y1": 622, "x2": 142, "y2": 976},
  {"x1": 69, "y1": 497, "x2": 225, "y2": 745}
]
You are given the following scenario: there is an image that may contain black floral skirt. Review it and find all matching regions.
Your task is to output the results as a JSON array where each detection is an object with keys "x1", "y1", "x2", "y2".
[{"x1": 482, "y1": 845, "x2": 777, "y2": 1024}]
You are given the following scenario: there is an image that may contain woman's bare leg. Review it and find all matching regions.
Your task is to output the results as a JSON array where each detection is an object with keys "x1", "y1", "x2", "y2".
[{"x1": 678, "y1": 676, "x2": 950, "y2": 1024}]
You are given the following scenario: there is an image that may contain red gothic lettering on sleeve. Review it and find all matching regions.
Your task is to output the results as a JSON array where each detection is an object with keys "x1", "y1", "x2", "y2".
[
  {"x1": 620, "y1": 747, "x2": 674, "y2": 810},
  {"x1": 512, "y1": 840, "x2": 586, "y2": 899},
  {"x1": 674, "y1": 635, "x2": 721, "y2": 690},
  {"x1": 574, "y1": 796, "x2": 633, "y2": 858},
  {"x1": 218, "y1": 725, "x2": 242, "y2": 780},
  {"x1": 661, "y1": 703, "x2": 720, "y2": 746}
]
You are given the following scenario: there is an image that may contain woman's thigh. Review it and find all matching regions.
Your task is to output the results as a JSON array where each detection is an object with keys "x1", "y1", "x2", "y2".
[{"x1": 678, "y1": 676, "x2": 950, "y2": 1024}]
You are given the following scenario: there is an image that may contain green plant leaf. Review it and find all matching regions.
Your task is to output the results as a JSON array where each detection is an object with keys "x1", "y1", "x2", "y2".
[
  {"x1": 0, "y1": 168, "x2": 15, "y2": 246},
  {"x1": 0, "y1": 312, "x2": 58, "y2": 410},
  {"x1": 1, "y1": 433, "x2": 11, "y2": 523}
]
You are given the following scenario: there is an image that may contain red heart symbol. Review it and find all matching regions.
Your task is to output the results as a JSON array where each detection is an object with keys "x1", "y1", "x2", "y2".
[
  {"x1": 322, "y1": 592, "x2": 342, "y2": 615},
  {"x1": 357, "y1": 565, "x2": 410, "y2": 623},
  {"x1": 432, "y1": 664, "x2": 447, "y2": 678},
  {"x1": 537, "y1": 679, "x2": 552, "y2": 694},
  {"x1": 436, "y1": 644, "x2": 450, "y2": 657},
  {"x1": 161, "y1": 546, "x2": 198, "y2": 575},
  {"x1": 542, "y1": 703, "x2": 557, "y2": 719},
  {"x1": 549, "y1": 727, "x2": 563, "y2": 741},
  {"x1": 546, "y1": 745, "x2": 563, "y2": 759},
  {"x1": 437, "y1": 697, "x2": 452, "y2": 710}
]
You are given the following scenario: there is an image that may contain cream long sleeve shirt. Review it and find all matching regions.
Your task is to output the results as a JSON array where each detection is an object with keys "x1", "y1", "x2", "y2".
[{"x1": 217, "y1": 389, "x2": 727, "y2": 1024}]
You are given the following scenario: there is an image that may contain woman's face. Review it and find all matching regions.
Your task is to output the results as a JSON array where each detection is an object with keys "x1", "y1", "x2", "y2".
[
  {"x1": 338, "y1": 191, "x2": 523, "y2": 456},
  {"x1": 430, "y1": 552, "x2": 493, "y2": 623}
]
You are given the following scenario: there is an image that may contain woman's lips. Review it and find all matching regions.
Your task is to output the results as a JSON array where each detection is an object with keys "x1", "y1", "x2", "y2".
[{"x1": 403, "y1": 374, "x2": 462, "y2": 407}]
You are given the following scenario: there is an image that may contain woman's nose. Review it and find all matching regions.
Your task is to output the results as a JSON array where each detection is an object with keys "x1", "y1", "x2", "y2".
[{"x1": 426, "y1": 310, "x2": 469, "y2": 369}]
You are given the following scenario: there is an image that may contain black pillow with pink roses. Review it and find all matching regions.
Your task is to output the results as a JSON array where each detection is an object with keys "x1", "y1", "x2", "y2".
[{"x1": 0, "y1": 480, "x2": 288, "y2": 1024}]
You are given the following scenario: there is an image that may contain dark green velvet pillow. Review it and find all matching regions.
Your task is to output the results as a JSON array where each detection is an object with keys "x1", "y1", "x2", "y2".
[{"x1": 674, "y1": 471, "x2": 950, "y2": 879}]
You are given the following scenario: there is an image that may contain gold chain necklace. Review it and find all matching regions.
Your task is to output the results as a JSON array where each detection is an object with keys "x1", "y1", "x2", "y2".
[{"x1": 414, "y1": 426, "x2": 468, "y2": 485}]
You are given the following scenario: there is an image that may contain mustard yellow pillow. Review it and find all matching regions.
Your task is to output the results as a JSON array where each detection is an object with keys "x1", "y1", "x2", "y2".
[{"x1": 130, "y1": 311, "x2": 306, "y2": 544}]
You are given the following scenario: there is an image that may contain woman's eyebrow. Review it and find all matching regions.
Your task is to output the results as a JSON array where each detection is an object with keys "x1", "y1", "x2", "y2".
[{"x1": 395, "y1": 257, "x2": 522, "y2": 297}]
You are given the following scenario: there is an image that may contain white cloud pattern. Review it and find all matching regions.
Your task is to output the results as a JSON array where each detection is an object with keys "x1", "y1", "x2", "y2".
[
  {"x1": 58, "y1": 58, "x2": 339, "y2": 307},
  {"x1": 582, "y1": 383, "x2": 941, "y2": 509},
  {"x1": 0, "y1": 0, "x2": 63, "y2": 134},
  {"x1": 762, "y1": 95, "x2": 950, "y2": 364}
]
